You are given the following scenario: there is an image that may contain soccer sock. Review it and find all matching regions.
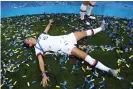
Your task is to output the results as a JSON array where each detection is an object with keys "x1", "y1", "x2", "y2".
[
  {"x1": 87, "y1": 6, "x2": 93, "y2": 16},
  {"x1": 95, "y1": 61, "x2": 110, "y2": 72},
  {"x1": 85, "y1": 55, "x2": 110, "y2": 72},
  {"x1": 85, "y1": 27, "x2": 102, "y2": 36},
  {"x1": 87, "y1": 1, "x2": 96, "y2": 16},
  {"x1": 80, "y1": 4, "x2": 87, "y2": 20}
]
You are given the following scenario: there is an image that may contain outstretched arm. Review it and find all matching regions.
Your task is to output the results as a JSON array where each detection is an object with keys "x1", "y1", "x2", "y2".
[
  {"x1": 38, "y1": 55, "x2": 48, "y2": 88},
  {"x1": 44, "y1": 19, "x2": 54, "y2": 33}
]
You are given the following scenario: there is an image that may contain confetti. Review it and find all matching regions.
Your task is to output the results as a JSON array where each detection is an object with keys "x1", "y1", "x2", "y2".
[
  {"x1": 13, "y1": 81, "x2": 17, "y2": 85},
  {"x1": 56, "y1": 85, "x2": 60, "y2": 88},
  {"x1": 27, "y1": 82, "x2": 30, "y2": 86}
]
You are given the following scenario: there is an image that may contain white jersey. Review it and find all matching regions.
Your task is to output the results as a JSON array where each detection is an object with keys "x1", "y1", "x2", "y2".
[{"x1": 34, "y1": 32, "x2": 77, "y2": 56}]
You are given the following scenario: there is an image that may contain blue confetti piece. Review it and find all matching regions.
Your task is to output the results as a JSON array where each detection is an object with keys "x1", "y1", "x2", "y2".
[
  {"x1": 89, "y1": 83, "x2": 94, "y2": 89},
  {"x1": 32, "y1": 81, "x2": 36, "y2": 84}
]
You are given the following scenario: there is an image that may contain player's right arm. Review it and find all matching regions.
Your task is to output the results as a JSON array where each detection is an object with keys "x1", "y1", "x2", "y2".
[
  {"x1": 44, "y1": 19, "x2": 54, "y2": 33},
  {"x1": 38, "y1": 55, "x2": 48, "y2": 88}
]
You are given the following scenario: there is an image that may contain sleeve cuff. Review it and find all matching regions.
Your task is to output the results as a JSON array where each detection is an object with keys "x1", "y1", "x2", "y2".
[
  {"x1": 36, "y1": 52, "x2": 43, "y2": 57},
  {"x1": 43, "y1": 32, "x2": 48, "y2": 34}
]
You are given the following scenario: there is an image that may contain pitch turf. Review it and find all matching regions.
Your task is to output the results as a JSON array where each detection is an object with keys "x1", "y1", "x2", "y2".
[{"x1": 1, "y1": 14, "x2": 133, "y2": 89}]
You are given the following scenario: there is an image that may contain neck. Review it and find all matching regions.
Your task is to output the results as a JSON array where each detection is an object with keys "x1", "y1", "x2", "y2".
[{"x1": 32, "y1": 40, "x2": 37, "y2": 45}]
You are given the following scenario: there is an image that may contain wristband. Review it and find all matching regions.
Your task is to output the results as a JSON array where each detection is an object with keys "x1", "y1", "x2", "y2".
[{"x1": 42, "y1": 72, "x2": 45, "y2": 78}]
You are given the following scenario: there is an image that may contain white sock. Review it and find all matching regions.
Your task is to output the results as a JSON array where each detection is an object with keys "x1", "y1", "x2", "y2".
[
  {"x1": 85, "y1": 55, "x2": 95, "y2": 65},
  {"x1": 95, "y1": 61, "x2": 110, "y2": 72},
  {"x1": 86, "y1": 30, "x2": 94, "y2": 36},
  {"x1": 87, "y1": 1, "x2": 96, "y2": 16},
  {"x1": 85, "y1": 27, "x2": 102, "y2": 36},
  {"x1": 93, "y1": 27, "x2": 102, "y2": 34},
  {"x1": 87, "y1": 6, "x2": 93, "y2": 16},
  {"x1": 85, "y1": 55, "x2": 110, "y2": 72},
  {"x1": 80, "y1": 4, "x2": 87, "y2": 20}
]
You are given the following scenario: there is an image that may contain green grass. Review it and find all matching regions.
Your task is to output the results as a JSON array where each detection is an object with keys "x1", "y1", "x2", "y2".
[{"x1": 1, "y1": 14, "x2": 133, "y2": 89}]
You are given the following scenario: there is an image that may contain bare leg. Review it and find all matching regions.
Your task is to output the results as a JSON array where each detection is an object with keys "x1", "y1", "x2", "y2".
[
  {"x1": 71, "y1": 47, "x2": 118, "y2": 77},
  {"x1": 87, "y1": 1, "x2": 96, "y2": 19},
  {"x1": 80, "y1": 1, "x2": 89, "y2": 20},
  {"x1": 73, "y1": 31, "x2": 87, "y2": 41}
]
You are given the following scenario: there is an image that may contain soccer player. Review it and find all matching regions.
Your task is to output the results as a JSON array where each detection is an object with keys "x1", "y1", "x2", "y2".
[
  {"x1": 24, "y1": 19, "x2": 118, "y2": 88},
  {"x1": 80, "y1": 1, "x2": 96, "y2": 25}
]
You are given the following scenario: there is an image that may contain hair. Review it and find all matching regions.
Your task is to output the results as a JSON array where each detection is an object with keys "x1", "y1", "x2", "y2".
[
  {"x1": 23, "y1": 37, "x2": 36, "y2": 48},
  {"x1": 23, "y1": 39, "x2": 30, "y2": 48}
]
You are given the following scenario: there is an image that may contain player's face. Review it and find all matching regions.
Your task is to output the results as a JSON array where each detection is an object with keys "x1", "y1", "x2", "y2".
[{"x1": 24, "y1": 37, "x2": 34, "y2": 47}]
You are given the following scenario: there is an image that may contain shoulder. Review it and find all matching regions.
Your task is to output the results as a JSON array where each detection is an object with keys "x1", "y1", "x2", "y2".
[{"x1": 38, "y1": 32, "x2": 50, "y2": 40}]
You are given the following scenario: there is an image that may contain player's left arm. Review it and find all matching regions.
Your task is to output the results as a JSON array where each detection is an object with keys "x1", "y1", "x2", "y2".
[{"x1": 44, "y1": 19, "x2": 54, "y2": 33}]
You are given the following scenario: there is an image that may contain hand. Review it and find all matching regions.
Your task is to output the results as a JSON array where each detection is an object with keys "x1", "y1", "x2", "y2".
[
  {"x1": 49, "y1": 19, "x2": 54, "y2": 24},
  {"x1": 42, "y1": 73, "x2": 48, "y2": 88}
]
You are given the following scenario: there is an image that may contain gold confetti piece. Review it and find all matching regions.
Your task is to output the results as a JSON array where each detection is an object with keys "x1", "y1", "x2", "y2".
[
  {"x1": 91, "y1": 79, "x2": 95, "y2": 82},
  {"x1": 5, "y1": 78, "x2": 8, "y2": 80},
  {"x1": 129, "y1": 48, "x2": 132, "y2": 51},
  {"x1": 56, "y1": 85, "x2": 60, "y2": 88},
  {"x1": 102, "y1": 77, "x2": 105, "y2": 81},
  {"x1": 9, "y1": 79, "x2": 12, "y2": 82},
  {"x1": 126, "y1": 64, "x2": 130, "y2": 68},
  {"x1": 86, "y1": 75, "x2": 91, "y2": 77},
  {"x1": 82, "y1": 67, "x2": 86, "y2": 72},
  {"x1": 129, "y1": 55, "x2": 133, "y2": 59},
  {"x1": 13, "y1": 81, "x2": 17, "y2": 85},
  {"x1": 86, "y1": 66, "x2": 89, "y2": 70},
  {"x1": 10, "y1": 86, "x2": 13, "y2": 88},
  {"x1": 116, "y1": 68, "x2": 120, "y2": 73},
  {"x1": 14, "y1": 51, "x2": 19, "y2": 54},
  {"x1": 0, "y1": 84, "x2": 3, "y2": 88},
  {"x1": 65, "y1": 60, "x2": 67, "y2": 63},
  {"x1": 131, "y1": 82, "x2": 133, "y2": 85},
  {"x1": 17, "y1": 55, "x2": 20, "y2": 58},
  {"x1": 13, "y1": 67, "x2": 16, "y2": 70},
  {"x1": 0, "y1": 69, "x2": 2, "y2": 72},
  {"x1": 22, "y1": 61, "x2": 25, "y2": 63},
  {"x1": 22, "y1": 75, "x2": 26, "y2": 78},
  {"x1": 31, "y1": 33, "x2": 36, "y2": 36},
  {"x1": 67, "y1": 57, "x2": 69, "y2": 60},
  {"x1": 26, "y1": 64, "x2": 29, "y2": 67},
  {"x1": 27, "y1": 82, "x2": 30, "y2": 86}
]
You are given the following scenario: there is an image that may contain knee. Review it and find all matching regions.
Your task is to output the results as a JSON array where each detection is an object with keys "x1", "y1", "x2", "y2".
[
  {"x1": 79, "y1": 52, "x2": 88, "y2": 59},
  {"x1": 71, "y1": 48, "x2": 87, "y2": 59},
  {"x1": 80, "y1": 4, "x2": 87, "y2": 12}
]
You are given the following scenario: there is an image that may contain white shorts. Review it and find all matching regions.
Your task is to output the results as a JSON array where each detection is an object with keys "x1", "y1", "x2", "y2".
[{"x1": 60, "y1": 33, "x2": 77, "y2": 55}]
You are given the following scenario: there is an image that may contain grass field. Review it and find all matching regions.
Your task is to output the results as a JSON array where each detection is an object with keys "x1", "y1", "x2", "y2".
[{"x1": 1, "y1": 14, "x2": 133, "y2": 89}]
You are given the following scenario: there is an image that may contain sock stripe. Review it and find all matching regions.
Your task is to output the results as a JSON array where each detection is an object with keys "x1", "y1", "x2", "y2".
[
  {"x1": 80, "y1": 9, "x2": 86, "y2": 12},
  {"x1": 92, "y1": 60, "x2": 98, "y2": 67},
  {"x1": 91, "y1": 29, "x2": 94, "y2": 36}
]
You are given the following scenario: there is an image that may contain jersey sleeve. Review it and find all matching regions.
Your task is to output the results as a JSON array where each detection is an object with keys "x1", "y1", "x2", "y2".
[
  {"x1": 38, "y1": 32, "x2": 49, "y2": 40},
  {"x1": 35, "y1": 47, "x2": 43, "y2": 57}
]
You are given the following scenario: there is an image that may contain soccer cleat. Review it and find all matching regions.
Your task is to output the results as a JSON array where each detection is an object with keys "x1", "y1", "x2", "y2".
[
  {"x1": 108, "y1": 69, "x2": 118, "y2": 77},
  {"x1": 100, "y1": 20, "x2": 106, "y2": 31},
  {"x1": 85, "y1": 15, "x2": 96, "y2": 20},
  {"x1": 88, "y1": 15, "x2": 96, "y2": 20}
]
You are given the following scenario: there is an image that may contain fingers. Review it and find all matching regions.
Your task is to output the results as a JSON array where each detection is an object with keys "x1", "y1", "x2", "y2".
[
  {"x1": 42, "y1": 79, "x2": 48, "y2": 88},
  {"x1": 49, "y1": 19, "x2": 54, "y2": 23}
]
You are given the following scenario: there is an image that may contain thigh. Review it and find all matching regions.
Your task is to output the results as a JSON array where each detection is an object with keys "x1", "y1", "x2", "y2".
[
  {"x1": 73, "y1": 31, "x2": 87, "y2": 41},
  {"x1": 83, "y1": 1, "x2": 89, "y2": 6},
  {"x1": 71, "y1": 47, "x2": 87, "y2": 59}
]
